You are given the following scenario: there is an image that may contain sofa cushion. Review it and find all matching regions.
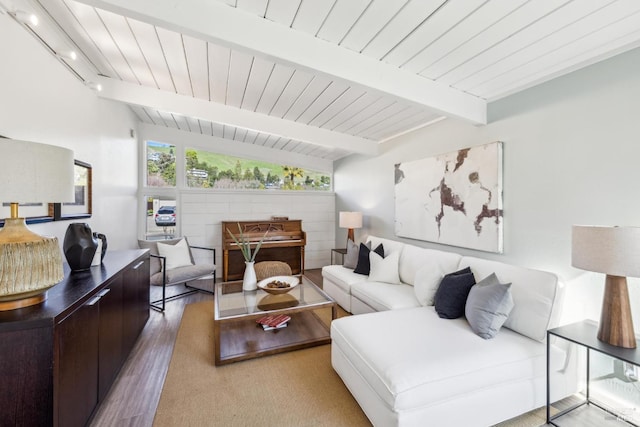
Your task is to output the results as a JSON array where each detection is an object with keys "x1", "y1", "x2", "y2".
[
  {"x1": 354, "y1": 242, "x2": 384, "y2": 275},
  {"x1": 399, "y1": 244, "x2": 462, "y2": 286},
  {"x1": 351, "y1": 281, "x2": 420, "y2": 312},
  {"x1": 150, "y1": 263, "x2": 215, "y2": 286},
  {"x1": 413, "y1": 263, "x2": 445, "y2": 306},
  {"x1": 322, "y1": 265, "x2": 368, "y2": 294},
  {"x1": 369, "y1": 250, "x2": 400, "y2": 284},
  {"x1": 343, "y1": 239, "x2": 359, "y2": 269},
  {"x1": 465, "y1": 273, "x2": 514, "y2": 339},
  {"x1": 330, "y1": 307, "x2": 554, "y2": 412},
  {"x1": 460, "y1": 257, "x2": 560, "y2": 342},
  {"x1": 434, "y1": 270, "x2": 476, "y2": 319}
]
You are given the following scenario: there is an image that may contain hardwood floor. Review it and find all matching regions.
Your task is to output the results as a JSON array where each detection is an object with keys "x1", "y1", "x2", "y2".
[{"x1": 90, "y1": 269, "x2": 323, "y2": 427}]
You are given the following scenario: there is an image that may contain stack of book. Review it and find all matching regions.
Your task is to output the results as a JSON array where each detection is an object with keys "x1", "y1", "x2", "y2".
[{"x1": 256, "y1": 314, "x2": 291, "y2": 331}]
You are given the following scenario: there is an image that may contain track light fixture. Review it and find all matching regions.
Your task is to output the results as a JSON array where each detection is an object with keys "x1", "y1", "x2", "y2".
[
  {"x1": 56, "y1": 50, "x2": 77, "y2": 61},
  {"x1": 86, "y1": 81, "x2": 102, "y2": 92},
  {"x1": 13, "y1": 10, "x2": 38, "y2": 26}
]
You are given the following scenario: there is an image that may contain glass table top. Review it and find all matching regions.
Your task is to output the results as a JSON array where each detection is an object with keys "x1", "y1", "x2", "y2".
[{"x1": 214, "y1": 275, "x2": 333, "y2": 321}]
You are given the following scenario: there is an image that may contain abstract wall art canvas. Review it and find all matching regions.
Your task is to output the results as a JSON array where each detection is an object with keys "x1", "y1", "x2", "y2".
[{"x1": 394, "y1": 141, "x2": 503, "y2": 253}]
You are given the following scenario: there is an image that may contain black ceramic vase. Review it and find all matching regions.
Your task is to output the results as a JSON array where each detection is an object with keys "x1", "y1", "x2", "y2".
[
  {"x1": 93, "y1": 232, "x2": 108, "y2": 262},
  {"x1": 63, "y1": 223, "x2": 98, "y2": 271}
]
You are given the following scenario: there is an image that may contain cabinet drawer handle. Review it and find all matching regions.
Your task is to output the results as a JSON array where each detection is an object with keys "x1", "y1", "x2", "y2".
[
  {"x1": 87, "y1": 296, "x2": 101, "y2": 306},
  {"x1": 97, "y1": 289, "x2": 110, "y2": 297},
  {"x1": 132, "y1": 261, "x2": 145, "y2": 270}
]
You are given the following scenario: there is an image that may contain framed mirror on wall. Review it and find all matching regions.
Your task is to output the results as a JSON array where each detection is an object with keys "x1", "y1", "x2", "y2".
[{"x1": 49, "y1": 160, "x2": 92, "y2": 220}]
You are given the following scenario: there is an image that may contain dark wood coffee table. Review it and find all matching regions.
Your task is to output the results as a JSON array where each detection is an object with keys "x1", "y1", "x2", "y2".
[{"x1": 213, "y1": 275, "x2": 337, "y2": 365}]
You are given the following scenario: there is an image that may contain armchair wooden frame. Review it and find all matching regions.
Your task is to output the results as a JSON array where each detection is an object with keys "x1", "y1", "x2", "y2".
[{"x1": 150, "y1": 245, "x2": 216, "y2": 312}]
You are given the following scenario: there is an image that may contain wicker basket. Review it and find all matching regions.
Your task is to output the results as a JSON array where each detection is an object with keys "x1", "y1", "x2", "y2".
[{"x1": 254, "y1": 261, "x2": 292, "y2": 281}]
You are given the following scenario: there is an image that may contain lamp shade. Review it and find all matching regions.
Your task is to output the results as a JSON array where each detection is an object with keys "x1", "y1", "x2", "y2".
[
  {"x1": 0, "y1": 139, "x2": 75, "y2": 310},
  {"x1": 572, "y1": 225, "x2": 640, "y2": 277},
  {"x1": 0, "y1": 139, "x2": 75, "y2": 204},
  {"x1": 339, "y1": 211, "x2": 363, "y2": 229}
]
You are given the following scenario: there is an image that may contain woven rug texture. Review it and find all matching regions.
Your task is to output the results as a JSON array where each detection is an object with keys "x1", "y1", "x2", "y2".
[{"x1": 153, "y1": 301, "x2": 546, "y2": 427}]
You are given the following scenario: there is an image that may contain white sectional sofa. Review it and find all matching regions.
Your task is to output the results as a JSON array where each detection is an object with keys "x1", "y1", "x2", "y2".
[{"x1": 322, "y1": 236, "x2": 576, "y2": 427}]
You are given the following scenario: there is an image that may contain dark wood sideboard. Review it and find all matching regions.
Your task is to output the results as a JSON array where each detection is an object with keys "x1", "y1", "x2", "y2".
[{"x1": 0, "y1": 249, "x2": 150, "y2": 427}]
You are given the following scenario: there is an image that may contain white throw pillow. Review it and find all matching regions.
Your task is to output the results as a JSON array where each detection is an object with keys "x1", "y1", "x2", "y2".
[
  {"x1": 413, "y1": 263, "x2": 445, "y2": 306},
  {"x1": 157, "y1": 238, "x2": 193, "y2": 270},
  {"x1": 369, "y1": 251, "x2": 400, "y2": 284}
]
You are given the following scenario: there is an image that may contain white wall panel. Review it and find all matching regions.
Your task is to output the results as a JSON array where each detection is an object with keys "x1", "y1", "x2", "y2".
[{"x1": 180, "y1": 191, "x2": 335, "y2": 269}]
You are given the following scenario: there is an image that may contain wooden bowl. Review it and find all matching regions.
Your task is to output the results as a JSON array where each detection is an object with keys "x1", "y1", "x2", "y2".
[{"x1": 257, "y1": 276, "x2": 299, "y2": 295}]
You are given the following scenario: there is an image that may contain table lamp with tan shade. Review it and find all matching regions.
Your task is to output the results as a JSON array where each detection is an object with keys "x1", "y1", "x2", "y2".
[
  {"x1": 0, "y1": 139, "x2": 75, "y2": 310},
  {"x1": 572, "y1": 225, "x2": 640, "y2": 348},
  {"x1": 339, "y1": 211, "x2": 362, "y2": 246}
]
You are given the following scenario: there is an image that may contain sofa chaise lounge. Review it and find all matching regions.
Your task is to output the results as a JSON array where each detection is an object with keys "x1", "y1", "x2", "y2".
[{"x1": 322, "y1": 236, "x2": 576, "y2": 427}]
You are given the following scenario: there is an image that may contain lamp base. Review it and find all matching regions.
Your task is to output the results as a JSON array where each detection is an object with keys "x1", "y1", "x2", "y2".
[
  {"x1": 347, "y1": 228, "x2": 355, "y2": 243},
  {"x1": 0, "y1": 292, "x2": 47, "y2": 310},
  {"x1": 0, "y1": 218, "x2": 63, "y2": 311},
  {"x1": 597, "y1": 274, "x2": 636, "y2": 348}
]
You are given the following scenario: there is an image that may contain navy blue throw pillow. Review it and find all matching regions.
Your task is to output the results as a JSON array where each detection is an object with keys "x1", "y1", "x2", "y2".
[
  {"x1": 445, "y1": 266, "x2": 472, "y2": 277},
  {"x1": 353, "y1": 243, "x2": 384, "y2": 275},
  {"x1": 434, "y1": 272, "x2": 476, "y2": 319}
]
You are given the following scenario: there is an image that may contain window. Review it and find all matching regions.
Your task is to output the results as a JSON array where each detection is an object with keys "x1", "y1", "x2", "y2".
[
  {"x1": 145, "y1": 196, "x2": 176, "y2": 240},
  {"x1": 147, "y1": 141, "x2": 176, "y2": 187},
  {"x1": 185, "y1": 148, "x2": 331, "y2": 191}
]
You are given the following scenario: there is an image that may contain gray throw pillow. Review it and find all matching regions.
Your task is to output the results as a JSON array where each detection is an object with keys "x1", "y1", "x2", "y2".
[
  {"x1": 343, "y1": 239, "x2": 359, "y2": 269},
  {"x1": 465, "y1": 273, "x2": 514, "y2": 339}
]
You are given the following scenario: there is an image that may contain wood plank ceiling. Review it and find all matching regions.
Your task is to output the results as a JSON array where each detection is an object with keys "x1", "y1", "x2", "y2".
[{"x1": 10, "y1": 0, "x2": 640, "y2": 161}]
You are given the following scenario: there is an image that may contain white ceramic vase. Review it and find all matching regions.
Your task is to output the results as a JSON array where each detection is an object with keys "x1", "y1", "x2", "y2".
[{"x1": 243, "y1": 261, "x2": 257, "y2": 291}]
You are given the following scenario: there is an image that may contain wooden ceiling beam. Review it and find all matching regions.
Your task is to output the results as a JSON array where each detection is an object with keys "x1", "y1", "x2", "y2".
[
  {"x1": 74, "y1": 0, "x2": 487, "y2": 125},
  {"x1": 97, "y1": 76, "x2": 378, "y2": 156}
]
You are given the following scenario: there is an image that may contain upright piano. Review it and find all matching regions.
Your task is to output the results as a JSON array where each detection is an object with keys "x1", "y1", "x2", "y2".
[{"x1": 221, "y1": 219, "x2": 306, "y2": 281}]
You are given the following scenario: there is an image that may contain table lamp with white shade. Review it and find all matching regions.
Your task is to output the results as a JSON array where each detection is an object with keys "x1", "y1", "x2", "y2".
[
  {"x1": 572, "y1": 225, "x2": 640, "y2": 348},
  {"x1": 339, "y1": 211, "x2": 362, "y2": 246},
  {"x1": 0, "y1": 139, "x2": 75, "y2": 310}
]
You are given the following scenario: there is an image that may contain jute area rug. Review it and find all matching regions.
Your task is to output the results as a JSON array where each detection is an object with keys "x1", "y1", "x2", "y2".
[{"x1": 154, "y1": 301, "x2": 547, "y2": 427}]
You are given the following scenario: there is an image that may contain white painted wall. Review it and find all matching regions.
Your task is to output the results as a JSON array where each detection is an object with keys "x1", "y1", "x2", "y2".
[
  {"x1": 179, "y1": 191, "x2": 335, "y2": 270},
  {"x1": 334, "y1": 47, "x2": 640, "y2": 328},
  {"x1": 0, "y1": 14, "x2": 139, "y2": 250}
]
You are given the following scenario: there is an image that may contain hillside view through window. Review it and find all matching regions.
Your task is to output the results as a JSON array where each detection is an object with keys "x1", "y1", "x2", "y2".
[
  {"x1": 146, "y1": 141, "x2": 331, "y2": 191},
  {"x1": 185, "y1": 147, "x2": 331, "y2": 191}
]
